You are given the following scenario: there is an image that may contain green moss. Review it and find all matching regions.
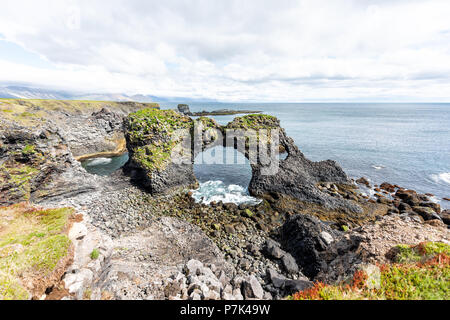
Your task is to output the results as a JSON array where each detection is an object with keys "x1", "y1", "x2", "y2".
[
  {"x1": 22, "y1": 144, "x2": 36, "y2": 156},
  {"x1": 133, "y1": 141, "x2": 177, "y2": 172},
  {"x1": 0, "y1": 205, "x2": 74, "y2": 299},
  {"x1": 18, "y1": 112, "x2": 36, "y2": 118},
  {"x1": 226, "y1": 114, "x2": 279, "y2": 130},
  {"x1": 90, "y1": 249, "x2": 100, "y2": 260},
  {"x1": 196, "y1": 117, "x2": 217, "y2": 128},
  {"x1": 0, "y1": 164, "x2": 39, "y2": 201}
]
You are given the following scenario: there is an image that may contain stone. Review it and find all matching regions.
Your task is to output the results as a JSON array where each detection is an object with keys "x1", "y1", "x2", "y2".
[
  {"x1": 177, "y1": 104, "x2": 191, "y2": 115},
  {"x1": 164, "y1": 281, "x2": 182, "y2": 298},
  {"x1": 284, "y1": 279, "x2": 314, "y2": 294},
  {"x1": 204, "y1": 290, "x2": 221, "y2": 300},
  {"x1": 246, "y1": 244, "x2": 260, "y2": 256},
  {"x1": 320, "y1": 231, "x2": 334, "y2": 245},
  {"x1": 243, "y1": 209, "x2": 254, "y2": 218},
  {"x1": 439, "y1": 210, "x2": 450, "y2": 225},
  {"x1": 398, "y1": 202, "x2": 411, "y2": 212},
  {"x1": 242, "y1": 275, "x2": 264, "y2": 300},
  {"x1": 232, "y1": 288, "x2": 244, "y2": 300},
  {"x1": 412, "y1": 206, "x2": 442, "y2": 221},
  {"x1": 63, "y1": 268, "x2": 94, "y2": 300},
  {"x1": 395, "y1": 189, "x2": 420, "y2": 207},
  {"x1": 281, "y1": 253, "x2": 299, "y2": 274},
  {"x1": 419, "y1": 202, "x2": 441, "y2": 214},
  {"x1": 267, "y1": 268, "x2": 286, "y2": 288},
  {"x1": 184, "y1": 259, "x2": 204, "y2": 276},
  {"x1": 379, "y1": 182, "x2": 395, "y2": 193},
  {"x1": 263, "y1": 239, "x2": 284, "y2": 259},
  {"x1": 424, "y1": 219, "x2": 446, "y2": 228},
  {"x1": 280, "y1": 214, "x2": 341, "y2": 279},
  {"x1": 68, "y1": 222, "x2": 88, "y2": 241},
  {"x1": 224, "y1": 225, "x2": 236, "y2": 234},
  {"x1": 189, "y1": 290, "x2": 202, "y2": 300},
  {"x1": 356, "y1": 177, "x2": 371, "y2": 187}
]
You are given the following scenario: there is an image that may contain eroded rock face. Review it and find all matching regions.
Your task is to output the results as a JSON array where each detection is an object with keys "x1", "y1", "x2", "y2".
[
  {"x1": 0, "y1": 119, "x2": 99, "y2": 205},
  {"x1": 124, "y1": 109, "x2": 200, "y2": 194},
  {"x1": 124, "y1": 110, "x2": 361, "y2": 213}
]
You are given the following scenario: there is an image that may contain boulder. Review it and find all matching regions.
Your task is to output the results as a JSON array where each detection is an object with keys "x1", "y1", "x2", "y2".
[
  {"x1": 242, "y1": 275, "x2": 264, "y2": 300},
  {"x1": 281, "y1": 253, "x2": 299, "y2": 275},
  {"x1": 439, "y1": 209, "x2": 450, "y2": 225},
  {"x1": 184, "y1": 259, "x2": 204, "y2": 276},
  {"x1": 395, "y1": 189, "x2": 420, "y2": 207},
  {"x1": 284, "y1": 279, "x2": 314, "y2": 293},
  {"x1": 356, "y1": 177, "x2": 371, "y2": 187},
  {"x1": 280, "y1": 214, "x2": 342, "y2": 279},
  {"x1": 379, "y1": 182, "x2": 395, "y2": 193},
  {"x1": 263, "y1": 239, "x2": 284, "y2": 259},
  {"x1": 419, "y1": 202, "x2": 441, "y2": 214},
  {"x1": 412, "y1": 206, "x2": 442, "y2": 221},
  {"x1": 177, "y1": 104, "x2": 192, "y2": 115}
]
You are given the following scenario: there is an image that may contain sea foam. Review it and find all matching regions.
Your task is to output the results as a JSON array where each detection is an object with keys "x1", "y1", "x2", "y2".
[
  {"x1": 191, "y1": 180, "x2": 262, "y2": 206},
  {"x1": 431, "y1": 172, "x2": 450, "y2": 185},
  {"x1": 86, "y1": 157, "x2": 113, "y2": 166}
]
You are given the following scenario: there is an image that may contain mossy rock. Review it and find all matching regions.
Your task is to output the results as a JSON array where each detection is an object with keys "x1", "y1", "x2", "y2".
[
  {"x1": 126, "y1": 108, "x2": 194, "y2": 172},
  {"x1": 225, "y1": 114, "x2": 280, "y2": 130}
]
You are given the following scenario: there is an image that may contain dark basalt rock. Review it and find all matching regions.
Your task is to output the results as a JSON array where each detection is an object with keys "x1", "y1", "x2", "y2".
[
  {"x1": 440, "y1": 209, "x2": 450, "y2": 225},
  {"x1": 177, "y1": 104, "x2": 192, "y2": 116},
  {"x1": 279, "y1": 214, "x2": 342, "y2": 279},
  {"x1": 412, "y1": 206, "x2": 442, "y2": 221},
  {"x1": 124, "y1": 110, "x2": 361, "y2": 213}
]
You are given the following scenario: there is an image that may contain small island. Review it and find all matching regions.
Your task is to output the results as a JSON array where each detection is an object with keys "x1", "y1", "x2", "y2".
[{"x1": 177, "y1": 104, "x2": 262, "y2": 116}]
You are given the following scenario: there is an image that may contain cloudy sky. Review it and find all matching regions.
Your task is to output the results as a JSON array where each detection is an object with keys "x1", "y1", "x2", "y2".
[{"x1": 0, "y1": 0, "x2": 450, "y2": 102}]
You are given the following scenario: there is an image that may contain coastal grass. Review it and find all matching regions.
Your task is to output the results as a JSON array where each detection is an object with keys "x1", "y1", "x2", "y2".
[
  {"x1": 0, "y1": 203, "x2": 74, "y2": 300},
  {"x1": 0, "y1": 98, "x2": 159, "y2": 127},
  {"x1": 290, "y1": 242, "x2": 450, "y2": 300}
]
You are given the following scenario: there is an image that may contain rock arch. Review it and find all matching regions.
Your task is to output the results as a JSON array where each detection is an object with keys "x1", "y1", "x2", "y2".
[{"x1": 124, "y1": 109, "x2": 361, "y2": 213}]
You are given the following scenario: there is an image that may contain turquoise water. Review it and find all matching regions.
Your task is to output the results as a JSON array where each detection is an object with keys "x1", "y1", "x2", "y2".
[
  {"x1": 161, "y1": 103, "x2": 450, "y2": 208},
  {"x1": 81, "y1": 153, "x2": 129, "y2": 176}
]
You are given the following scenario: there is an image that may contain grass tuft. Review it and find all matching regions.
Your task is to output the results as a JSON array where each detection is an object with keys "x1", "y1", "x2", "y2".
[{"x1": 290, "y1": 242, "x2": 450, "y2": 300}]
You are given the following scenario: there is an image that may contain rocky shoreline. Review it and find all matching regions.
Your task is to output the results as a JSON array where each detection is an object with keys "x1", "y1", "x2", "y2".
[{"x1": 1, "y1": 99, "x2": 448, "y2": 300}]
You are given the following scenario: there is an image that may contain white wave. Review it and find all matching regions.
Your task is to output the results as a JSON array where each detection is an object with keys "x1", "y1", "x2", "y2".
[
  {"x1": 371, "y1": 165, "x2": 386, "y2": 170},
  {"x1": 430, "y1": 172, "x2": 450, "y2": 185},
  {"x1": 191, "y1": 180, "x2": 262, "y2": 206},
  {"x1": 86, "y1": 157, "x2": 113, "y2": 166}
]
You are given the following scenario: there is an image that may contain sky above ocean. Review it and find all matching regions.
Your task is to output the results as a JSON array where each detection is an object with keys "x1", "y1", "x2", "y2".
[{"x1": 1, "y1": 1, "x2": 450, "y2": 102}]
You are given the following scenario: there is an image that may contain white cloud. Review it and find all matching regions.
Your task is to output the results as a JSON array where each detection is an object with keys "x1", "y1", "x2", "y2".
[{"x1": 0, "y1": 0, "x2": 450, "y2": 101}]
